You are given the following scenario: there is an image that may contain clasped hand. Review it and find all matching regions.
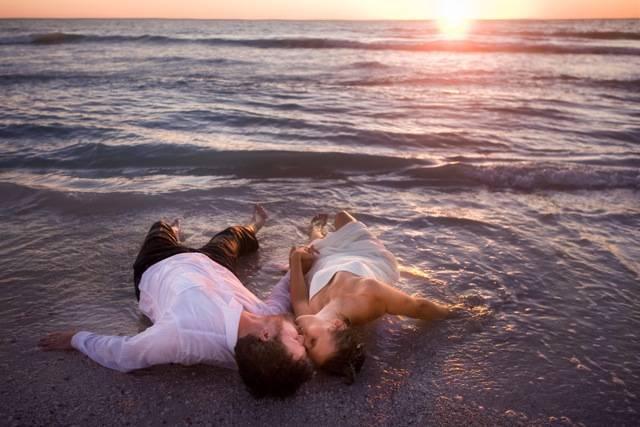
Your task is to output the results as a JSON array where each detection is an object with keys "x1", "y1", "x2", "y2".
[{"x1": 289, "y1": 245, "x2": 318, "y2": 274}]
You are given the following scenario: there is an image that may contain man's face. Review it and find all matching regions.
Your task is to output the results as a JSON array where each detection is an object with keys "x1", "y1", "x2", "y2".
[{"x1": 268, "y1": 315, "x2": 307, "y2": 361}]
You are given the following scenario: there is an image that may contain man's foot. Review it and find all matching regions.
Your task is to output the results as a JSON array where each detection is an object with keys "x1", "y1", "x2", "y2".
[
  {"x1": 170, "y1": 218, "x2": 182, "y2": 241},
  {"x1": 309, "y1": 213, "x2": 328, "y2": 241},
  {"x1": 249, "y1": 204, "x2": 268, "y2": 233}
]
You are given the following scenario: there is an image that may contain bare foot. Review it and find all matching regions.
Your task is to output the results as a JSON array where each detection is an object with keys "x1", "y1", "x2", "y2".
[
  {"x1": 170, "y1": 218, "x2": 182, "y2": 241},
  {"x1": 250, "y1": 204, "x2": 268, "y2": 232},
  {"x1": 309, "y1": 213, "x2": 328, "y2": 240}
]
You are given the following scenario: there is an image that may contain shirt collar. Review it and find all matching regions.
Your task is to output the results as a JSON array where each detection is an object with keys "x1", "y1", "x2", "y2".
[{"x1": 223, "y1": 298, "x2": 243, "y2": 354}]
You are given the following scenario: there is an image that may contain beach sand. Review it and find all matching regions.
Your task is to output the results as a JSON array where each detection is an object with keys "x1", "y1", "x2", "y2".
[
  {"x1": 2, "y1": 331, "x2": 567, "y2": 426},
  {"x1": 0, "y1": 198, "x2": 631, "y2": 426}
]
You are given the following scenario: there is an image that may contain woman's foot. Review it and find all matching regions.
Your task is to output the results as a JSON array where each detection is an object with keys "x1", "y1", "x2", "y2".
[
  {"x1": 309, "y1": 213, "x2": 328, "y2": 241},
  {"x1": 249, "y1": 204, "x2": 268, "y2": 233},
  {"x1": 333, "y1": 210, "x2": 357, "y2": 231}
]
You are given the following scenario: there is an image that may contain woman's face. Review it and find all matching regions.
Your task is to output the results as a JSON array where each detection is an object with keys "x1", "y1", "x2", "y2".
[{"x1": 295, "y1": 315, "x2": 344, "y2": 366}]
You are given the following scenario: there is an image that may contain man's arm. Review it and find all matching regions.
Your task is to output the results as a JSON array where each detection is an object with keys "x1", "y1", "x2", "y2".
[
  {"x1": 373, "y1": 281, "x2": 451, "y2": 321},
  {"x1": 40, "y1": 323, "x2": 180, "y2": 372},
  {"x1": 262, "y1": 271, "x2": 292, "y2": 314},
  {"x1": 39, "y1": 330, "x2": 77, "y2": 350}
]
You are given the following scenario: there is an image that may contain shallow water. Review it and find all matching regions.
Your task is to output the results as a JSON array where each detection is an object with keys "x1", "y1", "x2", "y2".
[{"x1": 1, "y1": 19, "x2": 639, "y2": 424}]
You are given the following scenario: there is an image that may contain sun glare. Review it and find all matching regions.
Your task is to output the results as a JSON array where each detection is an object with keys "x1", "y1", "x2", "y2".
[{"x1": 436, "y1": 0, "x2": 473, "y2": 39}]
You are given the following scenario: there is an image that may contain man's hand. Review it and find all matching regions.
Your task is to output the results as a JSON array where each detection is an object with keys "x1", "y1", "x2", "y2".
[
  {"x1": 289, "y1": 245, "x2": 318, "y2": 274},
  {"x1": 39, "y1": 331, "x2": 78, "y2": 351}
]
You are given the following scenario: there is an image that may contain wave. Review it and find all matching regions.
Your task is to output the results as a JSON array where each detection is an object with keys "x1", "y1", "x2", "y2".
[
  {"x1": 31, "y1": 32, "x2": 86, "y2": 44},
  {"x1": 7, "y1": 32, "x2": 639, "y2": 56},
  {"x1": 407, "y1": 162, "x2": 640, "y2": 191},
  {"x1": 0, "y1": 116, "x2": 504, "y2": 151},
  {"x1": 0, "y1": 72, "x2": 99, "y2": 85},
  {"x1": 337, "y1": 70, "x2": 496, "y2": 88},
  {"x1": 322, "y1": 129, "x2": 507, "y2": 151},
  {"x1": 558, "y1": 76, "x2": 640, "y2": 93},
  {"x1": 0, "y1": 32, "x2": 186, "y2": 46},
  {"x1": 0, "y1": 181, "x2": 174, "y2": 215},
  {"x1": 387, "y1": 28, "x2": 640, "y2": 41},
  {"x1": 342, "y1": 73, "x2": 640, "y2": 91},
  {"x1": 0, "y1": 143, "x2": 424, "y2": 178},
  {"x1": 1, "y1": 143, "x2": 638, "y2": 191},
  {"x1": 519, "y1": 30, "x2": 640, "y2": 41},
  {"x1": 345, "y1": 61, "x2": 392, "y2": 70},
  {"x1": 0, "y1": 123, "x2": 126, "y2": 140},
  {"x1": 4, "y1": 68, "x2": 638, "y2": 96},
  {"x1": 382, "y1": 25, "x2": 640, "y2": 37}
]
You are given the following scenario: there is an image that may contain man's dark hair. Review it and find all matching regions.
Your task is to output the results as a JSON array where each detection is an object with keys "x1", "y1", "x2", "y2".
[
  {"x1": 320, "y1": 327, "x2": 366, "y2": 385},
  {"x1": 235, "y1": 335, "x2": 313, "y2": 398}
]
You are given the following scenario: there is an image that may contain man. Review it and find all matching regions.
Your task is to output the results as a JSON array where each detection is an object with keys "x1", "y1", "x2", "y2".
[{"x1": 39, "y1": 205, "x2": 313, "y2": 398}]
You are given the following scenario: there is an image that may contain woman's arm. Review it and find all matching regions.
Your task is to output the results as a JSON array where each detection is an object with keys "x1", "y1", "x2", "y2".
[{"x1": 288, "y1": 247, "x2": 316, "y2": 317}]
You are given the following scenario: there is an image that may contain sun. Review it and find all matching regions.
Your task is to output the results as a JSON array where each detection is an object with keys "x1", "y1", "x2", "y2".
[{"x1": 436, "y1": 0, "x2": 473, "y2": 39}]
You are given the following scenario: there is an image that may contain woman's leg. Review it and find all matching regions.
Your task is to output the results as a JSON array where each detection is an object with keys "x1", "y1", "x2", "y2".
[
  {"x1": 308, "y1": 213, "x2": 329, "y2": 242},
  {"x1": 308, "y1": 210, "x2": 356, "y2": 242}
]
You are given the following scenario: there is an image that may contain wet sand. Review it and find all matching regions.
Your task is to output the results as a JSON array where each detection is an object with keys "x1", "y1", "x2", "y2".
[
  {"x1": 0, "y1": 204, "x2": 632, "y2": 426},
  {"x1": 2, "y1": 332, "x2": 573, "y2": 427}
]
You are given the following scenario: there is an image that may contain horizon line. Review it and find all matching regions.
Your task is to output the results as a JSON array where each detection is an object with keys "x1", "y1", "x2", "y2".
[{"x1": 1, "y1": 16, "x2": 639, "y2": 21}]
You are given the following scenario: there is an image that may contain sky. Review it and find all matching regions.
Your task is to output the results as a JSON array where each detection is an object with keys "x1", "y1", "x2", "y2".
[{"x1": 0, "y1": 0, "x2": 638, "y2": 20}]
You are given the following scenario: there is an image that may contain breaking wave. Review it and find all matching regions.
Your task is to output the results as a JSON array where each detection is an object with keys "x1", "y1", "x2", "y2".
[
  {"x1": 1, "y1": 143, "x2": 637, "y2": 191},
  {"x1": 5, "y1": 32, "x2": 638, "y2": 56}
]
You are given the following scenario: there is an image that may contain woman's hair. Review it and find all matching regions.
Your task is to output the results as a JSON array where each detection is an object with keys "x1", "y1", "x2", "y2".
[
  {"x1": 320, "y1": 327, "x2": 366, "y2": 385},
  {"x1": 235, "y1": 334, "x2": 313, "y2": 398}
]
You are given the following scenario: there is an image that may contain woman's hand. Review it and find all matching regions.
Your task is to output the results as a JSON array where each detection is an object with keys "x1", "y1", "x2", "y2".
[{"x1": 289, "y1": 245, "x2": 318, "y2": 274}]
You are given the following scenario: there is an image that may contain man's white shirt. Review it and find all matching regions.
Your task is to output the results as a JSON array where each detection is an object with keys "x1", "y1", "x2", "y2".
[{"x1": 71, "y1": 253, "x2": 291, "y2": 372}]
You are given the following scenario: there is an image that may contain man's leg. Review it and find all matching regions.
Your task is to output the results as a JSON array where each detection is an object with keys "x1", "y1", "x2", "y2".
[
  {"x1": 132, "y1": 219, "x2": 193, "y2": 300},
  {"x1": 198, "y1": 204, "x2": 267, "y2": 276}
]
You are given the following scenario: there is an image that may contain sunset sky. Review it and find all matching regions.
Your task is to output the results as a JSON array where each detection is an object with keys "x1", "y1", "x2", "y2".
[{"x1": 1, "y1": 0, "x2": 638, "y2": 20}]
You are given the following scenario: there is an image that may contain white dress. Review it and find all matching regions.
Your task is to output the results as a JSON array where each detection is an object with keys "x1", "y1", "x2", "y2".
[{"x1": 306, "y1": 221, "x2": 400, "y2": 300}]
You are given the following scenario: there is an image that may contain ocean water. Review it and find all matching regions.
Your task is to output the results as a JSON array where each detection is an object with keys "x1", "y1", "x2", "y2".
[{"x1": 1, "y1": 19, "x2": 639, "y2": 423}]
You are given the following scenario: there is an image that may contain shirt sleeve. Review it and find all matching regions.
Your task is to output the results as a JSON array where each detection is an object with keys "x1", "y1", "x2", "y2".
[
  {"x1": 261, "y1": 272, "x2": 292, "y2": 315},
  {"x1": 71, "y1": 323, "x2": 180, "y2": 373}
]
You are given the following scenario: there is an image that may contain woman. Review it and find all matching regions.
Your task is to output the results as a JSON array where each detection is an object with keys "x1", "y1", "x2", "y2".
[{"x1": 289, "y1": 211, "x2": 453, "y2": 383}]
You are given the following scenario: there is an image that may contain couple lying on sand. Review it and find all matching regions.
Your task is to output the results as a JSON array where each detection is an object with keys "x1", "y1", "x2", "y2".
[{"x1": 40, "y1": 205, "x2": 455, "y2": 398}]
